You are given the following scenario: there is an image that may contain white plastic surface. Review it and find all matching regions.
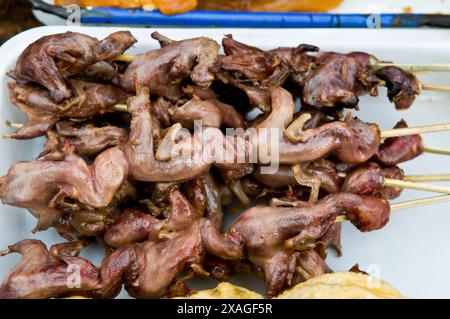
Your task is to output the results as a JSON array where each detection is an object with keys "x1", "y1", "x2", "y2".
[{"x1": 1, "y1": 26, "x2": 450, "y2": 298}]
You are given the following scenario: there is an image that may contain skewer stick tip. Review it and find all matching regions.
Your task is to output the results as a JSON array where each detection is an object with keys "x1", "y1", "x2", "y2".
[
  {"x1": 381, "y1": 123, "x2": 450, "y2": 138},
  {"x1": 115, "y1": 54, "x2": 135, "y2": 63},
  {"x1": 0, "y1": 248, "x2": 10, "y2": 256},
  {"x1": 110, "y1": 104, "x2": 128, "y2": 112}
]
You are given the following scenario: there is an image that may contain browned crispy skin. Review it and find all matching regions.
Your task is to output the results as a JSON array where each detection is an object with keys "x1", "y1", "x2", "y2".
[
  {"x1": 102, "y1": 189, "x2": 242, "y2": 298},
  {"x1": 375, "y1": 120, "x2": 424, "y2": 166},
  {"x1": 152, "y1": 97, "x2": 172, "y2": 128},
  {"x1": 54, "y1": 122, "x2": 128, "y2": 157},
  {"x1": 122, "y1": 86, "x2": 250, "y2": 182},
  {"x1": 381, "y1": 166, "x2": 405, "y2": 199},
  {"x1": 342, "y1": 162, "x2": 405, "y2": 200},
  {"x1": 8, "y1": 80, "x2": 129, "y2": 139},
  {"x1": 105, "y1": 188, "x2": 213, "y2": 248},
  {"x1": 318, "y1": 222, "x2": 342, "y2": 256},
  {"x1": 68, "y1": 180, "x2": 137, "y2": 237},
  {"x1": 184, "y1": 178, "x2": 208, "y2": 216},
  {"x1": 270, "y1": 44, "x2": 318, "y2": 85},
  {"x1": 0, "y1": 240, "x2": 102, "y2": 299},
  {"x1": 295, "y1": 249, "x2": 332, "y2": 283},
  {"x1": 253, "y1": 160, "x2": 340, "y2": 194},
  {"x1": 302, "y1": 52, "x2": 380, "y2": 109},
  {"x1": 121, "y1": 32, "x2": 219, "y2": 99},
  {"x1": 170, "y1": 97, "x2": 222, "y2": 129},
  {"x1": 231, "y1": 192, "x2": 390, "y2": 296},
  {"x1": 0, "y1": 145, "x2": 129, "y2": 231},
  {"x1": 375, "y1": 66, "x2": 421, "y2": 110},
  {"x1": 215, "y1": 71, "x2": 271, "y2": 112},
  {"x1": 1, "y1": 204, "x2": 243, "y2": 299},
  {"x1": 221, "y1": 35, "x2": 290, "y2": 88},
  {"x1": 103, "y1": 218, "x2": 243, "y2": 299},
  {"x1": 9, "y1": 31, "x2": 136, "y2": 102},
  {"x1": 207, "y1": 99, "x2": 245, "y2": 129},
  {"x1": 248, "y1": 87, "x2": 380, "y2": 165},
  {"x1": 104, "y1": 209, "x2": 163, "y2": 248},
  {"x1": 342, "y1": 162, "x2": 384, "y2": 196},
  {"x1": 279, "y1": 116, "x2": 381, "y2": 165}
]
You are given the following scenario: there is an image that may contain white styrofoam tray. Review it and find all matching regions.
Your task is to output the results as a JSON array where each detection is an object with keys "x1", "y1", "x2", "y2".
[{"x1": 1, "y1": 26, "x2": 450, "y2": 298}]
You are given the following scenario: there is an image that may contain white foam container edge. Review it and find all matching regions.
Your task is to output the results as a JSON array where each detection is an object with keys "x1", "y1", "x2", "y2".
[{"x1": 1, "y1": 26, "x2": 450, "y2": 298}]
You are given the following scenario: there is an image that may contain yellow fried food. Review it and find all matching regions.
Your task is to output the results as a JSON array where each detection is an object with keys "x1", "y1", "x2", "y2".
[
  {"x1": 276, "y1": 272, "x2": 403, "y2": 299},
  {"x1": 55, "y1": 0, "x2": 197, "y2": 15},
  {"x1": 177, "y1": 282, "x2": 264, "y2": 299}
]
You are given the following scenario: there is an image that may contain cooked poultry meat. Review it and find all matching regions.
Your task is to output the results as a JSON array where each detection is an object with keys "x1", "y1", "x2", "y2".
[
  {"x1": 53, "y1": 121, "x2": 128, "y2": 157},
  {"x1": 374, "y1": 120, "x2": 424, "y2": 166},
  {"x1": 0, "y1": 240, "x2": 102, "y2": 299},
  {"x1": 342, "y1": 162, "x2": 405, "y2": 200},
  {"x1": 271, "y1": 44, "x2": 318, "y2": 84},
  {"x1": 121, "y1": 32, "x2": 219, "y2": 99},
  {"x1": 169, "y1": 96, "x2": 223, "y2": 129},
  {"x1": 201, "y1": 255, "x2": 253, "y2": 282},
  {"x1": 294, "y1": 249, "x2": 332, "y2": 283},
  {"x1": 221, "y1": 35, "x2": 290, "y2": 88},
  {"x1": 302, "y1": 52, "x2": 380, "y2": 109},
  {"x1": 0, "y1": 31, "x2": 435, "y2": 299},
  {"x1": 253, "y1": 160, "x2": 340, "y2": 194},
  {"x1": 318, "y1": 222, "x2": 342, "y2": 256},
  {"x1": 102, "y1": 217, "x2": 243, "y2": 299},
  {"x1": 380, "y1": 166, "x2": 405, "y2": 200},
  {"x1": 0, "y1": 190, "x2": 244, "y2": 299},
  {"x1": 375, "y1": 66, "x2": 421, "y2": 110},
  {"x1": 184, "y1": 173, "x2": 225, "y2": 228},
  {"x1": 8, "y1": 80, "x2": 129, "y2": 139},
  {"x1": 68, "y1": 180, "x2": 137, "y2": 237},
  {"x1": 8, "y1": 31, "x2": 136, "y2": 102},
  {"x1": 76, "y1": 61, "x2": 120, "y2": 84},
  {"x1": 215, "y1": 71, "x2": 271, "y2": 112},
  {"x1": 105, "y1": 188, "x2": 203, "y2": 247},
  {"x1": 230, "y1": 192, "x2": 390, "y2": 296},
  {"x1": 0, "y1": 142, "x2": 128, "y2": 231},
  {"x1": 123, "y1": 84, "x2": 251, "y2": 182}
]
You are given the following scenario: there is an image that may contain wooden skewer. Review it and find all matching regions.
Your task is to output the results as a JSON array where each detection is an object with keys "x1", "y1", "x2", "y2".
[
  {"x1": 5, "y1": 121, "x2": 23, "y2": 129},
  {"x1": 335, "y1": 194, "x2": 450, "y2": 223},
  {"x1": 116, "y1": 55, "x2": 450, "y2": 74},
  {"x1": 116, "y1": 55, "x2": 450, "y2": 91},
  {"x1": 110, "y1": 104, "x2": 128, "y2": 112},
  {"x1": 338, "y1": 172, "x2": 450, "y2": 183},
  {"x1": 423, "y1": 146, "x2": 450, "y2": 156},
  {"x1": 382, "y1": 179, "x2": 450, "y2": 195},
  {"x1": 420, "y1": 84, "x2": 450, "y2": 93},
  {"x1": 403, "y1": 174, "x2": 450, "y2": 183},
  {"x1": 337, "y1": 172, "x2": 450, "y2": 195},
  {"x1": 115, "y1": 54, "x2": 134, "y2": 63},
  {"x1": 116, "y1": 54, "x2": 450, "y2": 92},
  {"x1": 380, "y1": 123, "x2": 450, "y2": 138},
  {"x1": 285, "y1": 114, "x2": 450, "y2": 140},
  {"x1": 372, "y1": 62, "x2": 450, "y2": 73},
  {"x1": 378, "y1": 80, "x2": 450, "y2": 93}
]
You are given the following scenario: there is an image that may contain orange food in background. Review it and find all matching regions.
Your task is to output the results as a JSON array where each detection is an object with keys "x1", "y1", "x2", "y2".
[
  {"x1": 55, "y1": 0, "x2": 343, "y2": 14},
  {"x1": 55, "y1": 0, "x2": 157, "y2": 9},
  {"x1": 251, "y1": 0, "x2": 343, "y2": 12},
  {"x1": 152, "y1": 0, "x2": 197, "y2": 15}
]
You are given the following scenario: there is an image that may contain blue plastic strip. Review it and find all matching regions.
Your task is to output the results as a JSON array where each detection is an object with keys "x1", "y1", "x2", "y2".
[{"x1": 79, "y1": 9, "x2": 430, "y2": 28}]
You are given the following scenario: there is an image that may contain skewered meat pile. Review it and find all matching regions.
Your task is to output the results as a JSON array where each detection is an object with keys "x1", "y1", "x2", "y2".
[{"x1": 0, "y1": 30, "x2": 448, "y2": 299}]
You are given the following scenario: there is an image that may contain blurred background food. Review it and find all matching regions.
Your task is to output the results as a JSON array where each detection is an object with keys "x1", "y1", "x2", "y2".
[
  {"x1": 54, "y1": 0, "x2": 344, "y2": 15},
  {"x1": 177, "y1": 272, "x2": 403, "y2": 299},
  {"x1": 275, "y1": 272, "x2": 403, "y2": 299},
  {"x1": 0, "y1": 0, "x2": 41, "y2": 44}
]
